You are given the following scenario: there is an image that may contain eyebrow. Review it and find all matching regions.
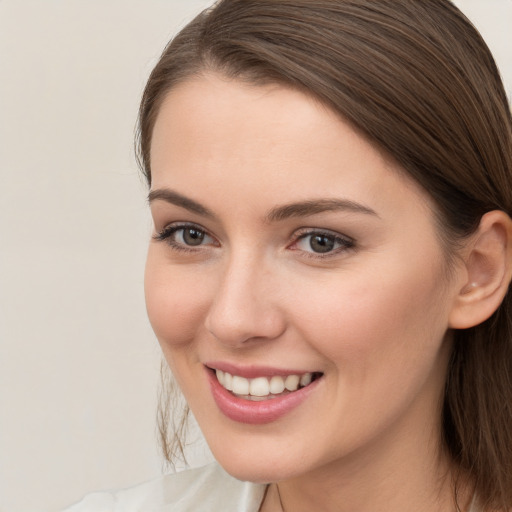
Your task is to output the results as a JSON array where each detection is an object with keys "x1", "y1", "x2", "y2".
[
  {"x1": 266, "y1": 198, "x2": 379, "y2": 222},
  {"x1": 148, "y1": 188, "x2": 378, "y2": 222},
  {"x1": 148, "y1": 189, "x2": 215, "y2": 218}
]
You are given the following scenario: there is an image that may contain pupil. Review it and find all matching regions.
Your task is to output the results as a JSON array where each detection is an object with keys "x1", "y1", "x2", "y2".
[
  {"x1": 310, "y1": 234, "x2": 334, "y2": 253},
  {"x1": 183, "y1": 228, "x2": 204, "y2": 246}
]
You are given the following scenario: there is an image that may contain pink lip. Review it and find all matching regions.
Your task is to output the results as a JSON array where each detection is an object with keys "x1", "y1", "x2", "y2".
[
  {"x1": 206, "y1": 366, "x2": 322, "y2": 425},
  {"x1": 205, "y1": 361, "x2": 312, "y2": 379}
]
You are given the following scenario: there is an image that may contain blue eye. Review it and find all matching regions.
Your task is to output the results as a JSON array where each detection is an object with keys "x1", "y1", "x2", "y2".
[{"x1": 294, "y1": 231, "x2": 354, "y2": 255}]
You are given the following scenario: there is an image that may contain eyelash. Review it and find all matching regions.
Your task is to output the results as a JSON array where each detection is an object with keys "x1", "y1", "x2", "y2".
[
  {"x1": 153, "y1": 223, "x2": 217, "y2": 253},
  {"x1": 289, "y1": 229, "x2": 355, "y2": 259},
  {"x1": 154, "y1": 223, "x2": 355, "y2": 258}
]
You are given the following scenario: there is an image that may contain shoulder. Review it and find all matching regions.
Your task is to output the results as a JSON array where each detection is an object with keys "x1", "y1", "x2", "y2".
[{"x1": 62, "y1": 462, "x2": 266, "y2": 512}]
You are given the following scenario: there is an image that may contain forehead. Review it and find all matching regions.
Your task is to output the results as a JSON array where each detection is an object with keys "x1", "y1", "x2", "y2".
[
  {"x1": 151, "y1": 74, "x2": 346, "y2": 162},
  {"x1": 150, "y1": 73, "x2": 433, "y2": 220}
]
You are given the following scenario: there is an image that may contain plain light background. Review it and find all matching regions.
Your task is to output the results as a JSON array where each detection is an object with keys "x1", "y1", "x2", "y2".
[{"x1": 0, "y1": 1, "x2": 510, "y2": 511}]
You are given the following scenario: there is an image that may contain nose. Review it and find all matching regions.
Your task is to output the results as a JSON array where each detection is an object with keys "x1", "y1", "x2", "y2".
[{"x1": 204, "y1": 253, "x2": 286, "y2": 347}]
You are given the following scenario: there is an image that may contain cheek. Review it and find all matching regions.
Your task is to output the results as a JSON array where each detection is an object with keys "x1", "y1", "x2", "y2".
[
  {"x1": 144, "y1": 251, "x2": 211, "y2": 348},
  {"x1": 290, "y1": 255, "x2": 451, "y2": 375}
]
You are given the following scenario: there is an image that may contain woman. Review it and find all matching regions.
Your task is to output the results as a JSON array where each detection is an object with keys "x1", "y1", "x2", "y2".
[{"x1": 67, "y1": 0, "x2": 512, "y2": 510}]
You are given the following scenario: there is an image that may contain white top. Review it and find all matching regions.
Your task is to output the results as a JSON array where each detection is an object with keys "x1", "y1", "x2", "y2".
[
  {"x1": 63, "y1": 462, "x2": 482, "y2": 512},
  {"x1": 63, "y1": 463, "x2": 266, "y2": 512}
]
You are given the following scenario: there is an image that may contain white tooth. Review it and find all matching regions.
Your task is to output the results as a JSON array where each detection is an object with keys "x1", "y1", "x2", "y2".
[
  {"x1": 224, "y1": 372, "x2": 233, "y2": 391},
  {"x1": 232, "y1": 375, "x2": 250, "y2": 395},
  {"x1": 285, "y1": 374, "x2": 300, "y2": 391},
  {"x1": 269, "y1": 376, "x2": 285, "y2": 394},
  {"x1": 300, "y1": 373, "x2": 312, "y2": 387},
  {"x1": 216, "y1": 369, "x2": 225, "y2": 386},
  {"x1": 250, "y1": 377, "x2": 270, "y2": 397}
]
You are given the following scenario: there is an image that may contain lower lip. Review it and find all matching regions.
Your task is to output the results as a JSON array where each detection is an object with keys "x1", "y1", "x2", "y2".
[{"x1": 207, "y1": 368, "x2": 321, "y2": 425}]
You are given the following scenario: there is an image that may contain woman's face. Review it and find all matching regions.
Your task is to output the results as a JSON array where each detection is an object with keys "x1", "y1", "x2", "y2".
[{"x1": 145, "y1": 74, "x2": 462, "y2": 483}]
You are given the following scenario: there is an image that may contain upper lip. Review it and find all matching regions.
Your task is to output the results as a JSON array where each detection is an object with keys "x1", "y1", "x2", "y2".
[{"x1": 205, "y1": 361, "x2": 320, "y2": 379}]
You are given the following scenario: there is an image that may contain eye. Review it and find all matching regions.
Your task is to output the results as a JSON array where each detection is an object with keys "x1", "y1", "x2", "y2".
[
  {"x1": 175, "y1": 226, "x2": 209, "y2": 246},
  {"x1": 291, "y1": 230, "x2": 354, "y2": 256},
  {"x1": 154, "y1": 223, "x2": 217, "y2": 250}
]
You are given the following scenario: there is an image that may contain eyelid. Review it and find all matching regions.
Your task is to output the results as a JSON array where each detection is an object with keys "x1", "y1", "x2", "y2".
[
  {"x1": 153, "y1": 221, "x2": 219, "y2": 249},
  {"x1": 288, "y1": 227, "x2": 355, "y2": 258},
  {"x1": 154, "y1": 222, "x2": 354, "y2": 258}
]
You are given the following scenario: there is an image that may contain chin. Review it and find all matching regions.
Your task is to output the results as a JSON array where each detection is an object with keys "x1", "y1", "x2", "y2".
[
  {"x1": 218, "y1": 459, "x2": 290, "y2": 484},
  {"x1": 208, "y1": 442, "x2": 308, "y2": 484}
]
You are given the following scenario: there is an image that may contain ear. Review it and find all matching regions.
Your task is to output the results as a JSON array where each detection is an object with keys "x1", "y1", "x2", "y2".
[{"x1": 449, "y1": 210, "x2": 512, "y2": 329}]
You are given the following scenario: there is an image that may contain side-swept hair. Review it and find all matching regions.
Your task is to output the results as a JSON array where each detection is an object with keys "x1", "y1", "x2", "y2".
[{"x1": 137, "y1": 1, "x2": 512, "y2": 508}]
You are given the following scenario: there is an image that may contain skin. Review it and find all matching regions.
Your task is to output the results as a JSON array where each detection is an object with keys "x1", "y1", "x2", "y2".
[{"x1": 145, "y1": 73, "x2": 471, "y2": 511}]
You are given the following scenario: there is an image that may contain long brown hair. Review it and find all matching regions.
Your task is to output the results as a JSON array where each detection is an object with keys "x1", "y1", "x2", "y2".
[{"x1": 137, "y1": 1, "x2": 512, "y2": 508}]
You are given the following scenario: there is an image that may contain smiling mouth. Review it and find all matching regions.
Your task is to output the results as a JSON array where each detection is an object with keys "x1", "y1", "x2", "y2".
[{"x1": 212, "y1": 368, "x2": 323, "y2": 401}]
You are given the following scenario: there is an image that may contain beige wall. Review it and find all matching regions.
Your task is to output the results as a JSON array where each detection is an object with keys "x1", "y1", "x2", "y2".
[
  {"x1": 0, "y1": 1, "x2": 510, "y2": 511},
  {"x1": 0, "y1": 2, "x2": 212, "y2": 511}
]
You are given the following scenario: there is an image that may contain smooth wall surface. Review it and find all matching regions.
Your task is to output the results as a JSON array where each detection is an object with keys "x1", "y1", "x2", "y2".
[{"x1": 0, "y1": 1, "x2": 510, "y2": 511}]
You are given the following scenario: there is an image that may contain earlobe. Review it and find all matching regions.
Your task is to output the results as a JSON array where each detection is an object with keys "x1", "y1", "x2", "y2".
[{"x1": 449, "y1": 210, "x2": 512, "y2": 329}]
